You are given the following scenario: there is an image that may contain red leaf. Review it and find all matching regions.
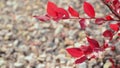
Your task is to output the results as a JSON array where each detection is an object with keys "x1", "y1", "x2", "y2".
[
  {"x1": 110, "y1": 46, "x2": 116, "y2": 51},
  {"x1": 117, "y1": 22, "x2": 120, "y2": 26},
  {"x1": 56, "y1": 8, "x2": 69, "y2": 19},
  {"x1": 87, "y1": 37, "x2": 100, "y2": 49},
  {"x1": 118, "y1": 33, "x2": 120, "y2": 36},
  {"x1": 80, "y1": 45, "x2": 93, "y2": 55},
  {"x1": 47, "y1": 1, "x2": 58, "y2": 17},
  {"x1": 53, "y1": 8, "x2": 69, "y2": 21},
  {"x1": 95, "y1": 18, "x2": 105, "y2": 25},
  {"x1": 68, "y1": 6, "x2": 79, "y2": 17},
  {"x1": 75, "y1": 56, "x2": 87, "y2": 64},
  {"x1": 109, "y1": 58, "x2": 115, "y2": 68},
  {"x1": 66, "y1": 48, "x2": 84, "y2": 58},
  {"x1": 102, "y1": 42, "x2": 109, "y2": 50},
  {"x1": 105, "y1": 15, "x2": 113, "y2": 20},
  {"x1": 79, "y1": 19, "x2": 86, "y2": 30},
  {"x1": 89, "y1": 55, "x2": 96, "y2": 59},
  {"x1": 33, "y1": 15, "x2": 50, "y2": 22},
  {"x1": 105, "y1": 0, "x2": 110, "y2": 3},
  {"x1": 109, "y1": 23, "x2": 119, "y2": 31},
  {"x1": 83, "y1": 2, "x2": 95, "y2": 18},
  {"x1": 103, "y1": 30, "x2": 114, "y2": 40}
]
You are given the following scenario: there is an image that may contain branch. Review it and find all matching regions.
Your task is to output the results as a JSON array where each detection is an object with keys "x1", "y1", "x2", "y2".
[
  {"x1": 101, "y1": 0, "x2": 120, "y2": 19},
  {"x1": 63, "y1": 17, "x2": 120, "y2": 21}
]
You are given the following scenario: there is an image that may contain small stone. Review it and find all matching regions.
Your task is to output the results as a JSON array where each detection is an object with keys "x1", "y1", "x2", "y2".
[
  {"x1": 36, "y1": 64, "x2": 45, "y2": 68},
  {"x1": 0, "y1": 58, "x2": 5, "y2": 66},
  {"x1": 74, "y1": 42, "x2": 81, "y2": 47},
  {"x1": 13, "y1": 40, "x2": 19, "y2": 46},
  {"x1": 14, "y1": 62, "x2": 23, "y2": 67},
  {"x1": 54, "y1": 25, "x2": 63, "y2": 36},
  {"x1": 24, "y1": 54, "x2": 34, "y2": 61},
  {"x1": 40, "y1": 36, "x2": 47, "y2": 42},
  {"x1": 103, "y1": 60, "x2": 112, "y2": 68},
  {"x1": 77, "y1": 62, "x2": 87, "y2": 68}
]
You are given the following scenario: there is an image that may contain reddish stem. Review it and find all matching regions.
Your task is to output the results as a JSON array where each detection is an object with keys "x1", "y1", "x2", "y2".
[{"x1": 63, "y1": 17, "x2": 120, "y2": 21}]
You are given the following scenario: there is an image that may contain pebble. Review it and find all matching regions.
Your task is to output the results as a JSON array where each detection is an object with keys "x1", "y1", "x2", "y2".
[
  {"x1": 0, "y1": 58, "x2": 5, "y2": 66},
  {"x1": 14, "y1": 62, "x2": 23, "y2": 67},
  {"x1": 77, "y1": 62, "x2": 87, "y2": 68},
  {"x1": 54, "y1": 25, "x2": 63, "y2": 36},
  {"x1": 36, "y1": 64, "x2": 45, "y2": 68},
  {"x1": 24, "y1": 53, "x2": 35, "y2": 62},
  {"x1": 103, "y1": 60, "x2": 112, "y2": 68}
]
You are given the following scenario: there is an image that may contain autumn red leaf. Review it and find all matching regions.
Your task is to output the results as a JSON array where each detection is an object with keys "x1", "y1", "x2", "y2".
[
  {"x1": 83, "y1": 2, "x2": 95, "y2": 18},
  {"x1": 105, "y1": 0, "x2": 110, "y2": 3},
  {"x1": 102, "y1": 42, "x2": 109, "y2": 50},
  {"x1": 66, "y1": 48, "x2": 84, "y2": 58},
  {"x1": 52, "y1": 8, "x2": 69, "y2": 21},
  {"x1": 110, "y1": 46, "x2": 116, "y2": 51},
  {"x1": 105, "y1": 15, "x2": 113, "y2": 20},
  {"x1": 109, "y1": 23, "x2": 119, "y2": 31},
  {"x1": 68, "y1": 6, "x2": 79, "y2": 17},
  {"x1": 117, "y1": 22, "x2": 120, "y2": 26},
  {"x1": 95, "y1": 18, "x2": 105, "y2": 25},
  {"x1": 87, "y1": 37, "x2": 100, "y2": 49},
  {"x1": 103, "y1": 30, "x2": 114, "y2": 40},
  {"x1": 33, "y1": 15, "x2": 50, "y2": 22},
  {"x1": 56, "y1": 8, "x2": 69, "y2": 19},
  {"x1": 118, "y1": 33, "x2": 120, "y2": 36},
  {"x1": 79, "y1": 19, "x2": 86, "y2": 30},
  {"x1": 109, "y1": 58, "x2": 115, "y2": 68},
  {"x1": 75, "y1": 56, "x2": 87, "y2": 64},
  {"x1": 80, "y1": 45, "x2": 93, "y2": 55},
  {"x1": 89, "y1": 55, "x2": 96, "y2": 59},
  {"x1": 47, "y1": 1, "x2": 58, "y2": 17}
]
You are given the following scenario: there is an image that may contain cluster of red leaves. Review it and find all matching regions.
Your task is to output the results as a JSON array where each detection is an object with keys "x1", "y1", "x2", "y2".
[
  {"x1": 66, "y1": 36, "x2": 115, "y2": 64},
  {"x1": 34, "y1": 0, "x2": 120, "y2": 65},
  {"x1": 103, "y1": 22, "x2": 120, "y2": 40},
  {"x1": 105, "y1": 0, "x2": 120, "y2": 14},
  {"x1": 35, "y1": 1, "x2": 95, "y2": 20},
  {"x1": 34, "y1": 1, "x2": 95, "y2": 29}
]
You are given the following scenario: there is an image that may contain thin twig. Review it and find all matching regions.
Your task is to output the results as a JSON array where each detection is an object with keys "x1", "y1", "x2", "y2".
[
  {"x1": 101, "y1": 0, "x2": 120, "y2": 19},
  {"x1": 63, "y1": 17, "x2": 120, "y2": 21}
]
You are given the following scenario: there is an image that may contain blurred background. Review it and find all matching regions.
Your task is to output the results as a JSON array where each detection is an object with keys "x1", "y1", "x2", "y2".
[{"x1": 0, "y1": 0, "x2": 117, "y2": 68}]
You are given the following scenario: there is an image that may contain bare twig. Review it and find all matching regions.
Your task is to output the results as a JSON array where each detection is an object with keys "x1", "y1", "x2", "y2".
[
  {"x1": 101, "y1": 0, "x2": 120, "y2": 19},
  {"x1": 63, "y1": 17, "x2": 120, "y2": 21}
]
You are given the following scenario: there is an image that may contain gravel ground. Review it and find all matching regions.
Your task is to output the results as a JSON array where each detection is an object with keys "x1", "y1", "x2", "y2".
[{"x1": 0, "y1": 0, "x2": 120, "y2": 68}]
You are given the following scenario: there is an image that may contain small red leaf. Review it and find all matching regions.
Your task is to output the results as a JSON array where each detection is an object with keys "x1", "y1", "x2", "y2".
[
  {"x1": 109, "y1": 23, "x2": 119, "y2": 31},
  {"x1": 83, "y1": 2, "x2": 95, "y2": 18},
  {"x1": 80, "y1": 45, "x2": 93, "y2": 55},
  {"x1": 103, "y1": 30, "x2": 114, "y2": 40},
  {"x1": 33, "y1": 15, "x2": 50, "y2": 22},
  {"x1": 56, "y1": 8, "x2": 69, "y2": 19},
  {"x1": 87, "y1": 37, "x2": 100, "y2": 49},
  {"x1": 118, "y1": 33, "x2": 120, "y2": 36},
  {"x1": 95, "y1": 18, "x2": 105, "y2": 25},
  {"x1": 66, "y1": 48, "x2": 84, "y2": 58},
  {"x1": 79, "y1": 19, "x2": 86, "y2": 30},
  {"x1": 105, "y1": 0, "x2": 110, "y2": 3},
  {"x1": 68, "y1": 6, "x2": 79, "y2": 17},
  {"x1": 105, "y1": 15, "x2": 113, "y2": 20},
  {"x1": 89, "y1": 55, "x2": 96, "y2": 59},
  {"x1": 102, "y1": 42, "x2": 109, "y2": 50},
  {"x1": 52, "y1": 8, "x2": 69, "y2": 21},
  {"x1": 110, "y1": 46, "x2": 116, "y2": 51},
  {"x1": 47, "y1": 1, "x2": 58, "y2": 17},
  {"x1": 117, "y1": 22, "x2": 120, "y2": 27},
  {"x1": 75, "y1": 56, "x2": 87, "y2": 64},
  {"x1": 109, "y1": 58, "x2": 115, "y2": 68}
]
